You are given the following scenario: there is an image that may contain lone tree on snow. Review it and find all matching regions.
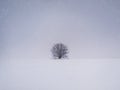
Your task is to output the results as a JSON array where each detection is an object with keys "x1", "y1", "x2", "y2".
[{"x1": 51, "y1": 43, "x2": 69, "y2": 59}]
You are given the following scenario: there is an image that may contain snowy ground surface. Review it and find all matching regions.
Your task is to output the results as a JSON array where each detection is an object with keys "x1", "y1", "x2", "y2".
[{"x1": 0, "y1": 59, "x2": 120, "y2": 90}]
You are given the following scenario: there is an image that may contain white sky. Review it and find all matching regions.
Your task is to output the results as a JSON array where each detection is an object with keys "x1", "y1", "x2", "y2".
[{"x1": 0, "y1": 0, "x2": 120, "y2": 59}]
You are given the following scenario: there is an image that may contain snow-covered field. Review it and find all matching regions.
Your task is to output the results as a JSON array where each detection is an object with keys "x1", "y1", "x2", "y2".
[{"x1": 0, "y1": 59, "x2": 120, "y2": 90}]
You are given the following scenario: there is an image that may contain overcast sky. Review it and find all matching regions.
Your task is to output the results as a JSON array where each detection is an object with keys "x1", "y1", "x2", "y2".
[{"x1": 1, "y1": 0, "x2": 120, "y2": 59}]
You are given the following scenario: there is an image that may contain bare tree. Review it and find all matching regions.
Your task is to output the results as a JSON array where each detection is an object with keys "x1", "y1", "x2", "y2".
[{"x1": 51, "y1": 43, "x2": 68, "y2": 59}]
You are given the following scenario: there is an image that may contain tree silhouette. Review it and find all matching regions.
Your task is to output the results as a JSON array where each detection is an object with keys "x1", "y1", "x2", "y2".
[{"x1": 51, "y1": 43, "x2": 68, "y2": 59}]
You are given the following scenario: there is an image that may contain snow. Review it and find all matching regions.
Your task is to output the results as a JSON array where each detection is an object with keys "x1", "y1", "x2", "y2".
[{"x1": 0, "y1": 59, "x2": 120, "y2": 90}]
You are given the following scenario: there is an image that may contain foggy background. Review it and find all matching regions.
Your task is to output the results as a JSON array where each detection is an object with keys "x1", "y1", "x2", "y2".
[
  {"x1": 0, "y1": 0, "x2": 120, "y2": 59},
  {"x1": 0, "y1": 0, "x2": 120, "y2": 90}
]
